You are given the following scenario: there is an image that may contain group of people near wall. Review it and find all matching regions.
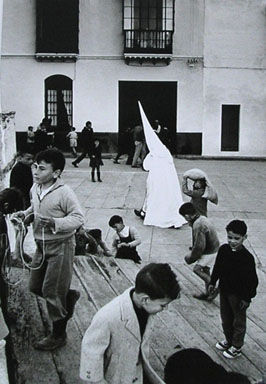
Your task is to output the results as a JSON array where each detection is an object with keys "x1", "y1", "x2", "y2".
[
  {"x1": 26, "y1": 118, "x2": 55, "y2": 154},
  {"x1": 0, "y1": 104, "x2": 261, "y2": 384},
  {"x1": 113, "y1": 119, "x2": 171, "y2": 168}
]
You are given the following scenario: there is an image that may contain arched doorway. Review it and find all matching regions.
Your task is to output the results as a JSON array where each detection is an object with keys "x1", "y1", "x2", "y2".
[{"x1": 45, "y1": 75, "x2": 73, "y2": 131}]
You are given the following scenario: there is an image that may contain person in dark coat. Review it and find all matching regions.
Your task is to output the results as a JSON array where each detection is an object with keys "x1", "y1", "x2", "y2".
[
  {"x1": 9, "y1": 147, "x2": 34, "y2": 208},
  {"x1": 89, "y1": 139, "x2": 103, "y2": 182},
  {"x1": 113, "y1": 127, "x2": 134, "y2": 165},
  {"x1": 34, "y1": 124, "x2": 49, "y2": 154},
  {"x1": 72, "y1": 121, "x2": 94, "y2": 167}
]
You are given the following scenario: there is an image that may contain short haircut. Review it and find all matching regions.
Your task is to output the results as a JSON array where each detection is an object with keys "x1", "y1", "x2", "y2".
[
  {"x1": 35, "y1": 149, "x2": 65, "y2": 172},
  {"x1": 179, "y1": 202, "x2": 197, "y2": 216},
  {"x1": 17, "y1": 145, "x2": 34, "y2": 156},
  {"x1": 164, "y1": 348, "x2": 227, "y2": 384},
  {"x1": 226, "y1": 220, "x2": 247, "y2": 236},
  {"x1": 86, "y1": 121, "x2": 91, "y2": 126},
  {"x1": 109, "y1": 215, "x2": 123, "y2": 227},
  {"x1": 0, "y1": 188, "x2": 24, "y2": 213},
  {"x1": 135, "y1": 263, "x2": 180, "y2": 300},
  {"x1": 194, "y1": 178, "x2": 206, "y2": 188}
]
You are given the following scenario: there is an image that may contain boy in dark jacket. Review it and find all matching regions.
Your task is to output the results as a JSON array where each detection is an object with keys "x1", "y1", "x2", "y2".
[
  {"x1": 10, "y1": 147, "x2": 34, "y2": 208},
  {"x1": 89, "y1": 139, "x2": 103, "y2": 182},
  {"x1": 208, "y1": 220, "x2": 258, "y2": 359}
]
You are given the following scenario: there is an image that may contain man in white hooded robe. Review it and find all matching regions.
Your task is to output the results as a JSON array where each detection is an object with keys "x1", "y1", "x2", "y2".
[{"x1": 135, "y1": 102, "x2": 186, "y2": 228}]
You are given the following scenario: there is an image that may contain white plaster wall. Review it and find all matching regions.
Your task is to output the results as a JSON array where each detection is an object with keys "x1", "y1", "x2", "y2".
[
  {"x1": 1, "y1": 55, "x2": 203, "y2": 134},
  {"x1": 202, "y1": 68, "x2": 266, "y2": 156},
  {"x1": 2, "y1": 0, "x2": 205, "y2": 58},
  {"x1": 174, "y1": 0, "x2": 204, "y2": 57},
  {"x1": 204, "y1": 0, "x2": 266, "y2": 68},
  {"x1": 1, "y1": 58, "x2": 75, "y2": 129},
  {"x1": 79, "y1": 0, "x2": 123, "y2": 56},
  {"x1": 1, "y1": 0, "x2": 35, "y2": 54},
  {"x1": 1, "y1": 0, "x2": 204, "y2": 135},
  {"x1": 74, "y1": 59, "x2": 203, "y2": 134}
]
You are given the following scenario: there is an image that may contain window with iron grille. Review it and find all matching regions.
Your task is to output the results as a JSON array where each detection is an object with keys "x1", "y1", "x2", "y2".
[
  {"x1": 45, "y1": 75, "x2": 72, "y2": 130},
  {"x1": 36, "y1": 0, "x2": 79, "y2": 54},
  {"x1": 123, "y1": 0, "x2": 174, "y2": 53}
]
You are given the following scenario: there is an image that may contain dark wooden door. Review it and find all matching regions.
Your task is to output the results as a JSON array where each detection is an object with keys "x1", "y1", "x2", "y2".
[{"x1": 119, "y1": 81, "x2": 177, "y2": 153}]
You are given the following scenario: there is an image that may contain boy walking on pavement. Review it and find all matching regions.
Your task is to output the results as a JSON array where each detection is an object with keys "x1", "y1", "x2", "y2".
[
  {"x1": 80, "y1": 263, "x2": 180, "y2": 384},
  {"x1": 179, "y1": 202, "x2": 220, "y2": 301},
  {"x1": 12, "y1": 149, "x2": 84, "y2": 350},
  {"x1": 208, "y1": 220, "x2": 258, "y2": 359}
]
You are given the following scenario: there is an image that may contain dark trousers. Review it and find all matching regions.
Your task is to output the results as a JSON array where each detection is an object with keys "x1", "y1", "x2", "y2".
[
  {"x1": 73, "y1": 148, "x2": 91, "y2": 165},
  {"x1": 220, "y1": 292, "x2": 247, "y2": 349},
  {"x1": 91, "y1": 166, "x2": 101, "y2": 180},
  {"x1": 29, "y1": 236, "x2": 76, "y2": 322}
]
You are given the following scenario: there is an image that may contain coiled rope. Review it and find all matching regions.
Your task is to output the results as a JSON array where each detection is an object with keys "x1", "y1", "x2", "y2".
[{"x1": 1, "y1": 214, "x2": 46, "y2": 286}]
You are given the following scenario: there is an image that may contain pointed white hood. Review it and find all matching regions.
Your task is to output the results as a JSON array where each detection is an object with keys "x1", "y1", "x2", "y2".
[
  {"x1": 138, "y1": 101, "x2": 171, "y2": 160},
  {"x1": 137, "y1": 102, "x2": 185, "y2": 228}
]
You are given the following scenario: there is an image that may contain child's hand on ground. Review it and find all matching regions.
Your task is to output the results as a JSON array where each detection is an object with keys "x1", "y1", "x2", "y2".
[
  {"x1": 239, "y1": 300, "x2": 250, "y2": 310},
  {"x1": 38, "y1": 215, "x2": 55, "y2": 230},
  {"x1": 207, "y1": 284, "x2": 215, "y2": 295}
]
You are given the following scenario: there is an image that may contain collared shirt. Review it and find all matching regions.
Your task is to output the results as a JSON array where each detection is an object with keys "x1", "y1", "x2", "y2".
[{"x1": 37, "y1": 183, "x2": 55, "y2": 201}]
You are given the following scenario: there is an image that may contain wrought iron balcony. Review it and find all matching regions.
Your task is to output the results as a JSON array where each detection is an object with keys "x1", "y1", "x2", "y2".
[{"x1": 124, "y1": 30, "x2": 173, "y2": 54}]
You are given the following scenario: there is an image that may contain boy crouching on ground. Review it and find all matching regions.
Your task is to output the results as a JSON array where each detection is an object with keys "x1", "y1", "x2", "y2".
[
  {"x1": 179, "y1": 202, "x2": 220, "y2": 301},
  {"x1": 80, "y1": 263, "x2": 180, "y2": 384},
  {"x1": 209, "y1": 220, "x2": 258, "y2": 359},
  {"x1": 12, "y1": 149, "x2": 84, "y2": 350}
]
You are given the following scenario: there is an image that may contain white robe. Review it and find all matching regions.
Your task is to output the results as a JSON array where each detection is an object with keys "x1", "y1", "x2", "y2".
[{"x1": 138, "y1": 102, "x2": 186, "y2": 228}]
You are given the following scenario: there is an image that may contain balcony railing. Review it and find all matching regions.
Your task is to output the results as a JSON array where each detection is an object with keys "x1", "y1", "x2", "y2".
[{"x1": 124, "y1": 30, "x2": 173, "y2": 54}]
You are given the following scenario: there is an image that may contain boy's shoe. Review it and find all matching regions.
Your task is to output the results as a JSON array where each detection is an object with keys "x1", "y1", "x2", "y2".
[
  {"x1": 66, "y1": 289, "x2": 80, "y2": 320},
  {"x1": 216, "y1": 340, "x2": 230, "y2": 351},
  {"x1": 72, "y1": 162, "x2": 78, "y2": 168},
  {"x1": 223, "y1": 346, "x2": 242, "y2": 359},
  {"x1": 134, "y1": 209, "x2": 145, "y2": 219},
  {"x1": 34, "y1": 333, "x2": 67, "y2": 351},
  {"x1": 113, "y1": 160, "x2": 119, "y2": 164},
  {"x1": 193, "y1": 293, "x2": 209, "y2": 301}
]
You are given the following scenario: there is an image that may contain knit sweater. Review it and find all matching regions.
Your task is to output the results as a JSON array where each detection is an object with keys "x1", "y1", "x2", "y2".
[
  {"x1": 24, "y1": 179, "x2": 84, "y2": 241},
  {"x1": 210, "y1": 244, "x2": 258, "y2": 302}
]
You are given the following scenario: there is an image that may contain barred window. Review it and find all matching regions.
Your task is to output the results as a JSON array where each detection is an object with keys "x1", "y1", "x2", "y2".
[
  {"x1": 123, "y1": 0, "x2": 174, "y2": 31},
  {"x1": 123, "y1": 0, "x2": 174, "y2": 53},
  {"x1": 45, "y1": 75, "x2": 72, "y2": 130}
]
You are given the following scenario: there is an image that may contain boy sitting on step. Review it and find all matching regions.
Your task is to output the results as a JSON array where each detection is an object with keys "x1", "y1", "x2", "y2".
[{"x1": 109, "y1": 215, "x2": 142, "y2": 264}]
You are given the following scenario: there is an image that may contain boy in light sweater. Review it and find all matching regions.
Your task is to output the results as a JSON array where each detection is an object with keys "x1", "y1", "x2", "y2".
[{"x1": 12, "y1": 149, "x2": 84, "y2": 351}]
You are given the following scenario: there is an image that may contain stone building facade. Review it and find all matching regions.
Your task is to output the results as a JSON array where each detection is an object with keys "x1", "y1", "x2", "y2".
[{"x1": 1, "y1": 0, "x2": 265, "y2": 156}]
